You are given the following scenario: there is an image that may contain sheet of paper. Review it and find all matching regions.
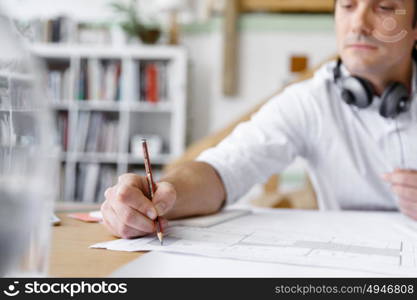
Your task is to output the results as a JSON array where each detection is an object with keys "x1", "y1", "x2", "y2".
[{"x1": 91, "y1": 209, "x2": 417, "y2": 276}]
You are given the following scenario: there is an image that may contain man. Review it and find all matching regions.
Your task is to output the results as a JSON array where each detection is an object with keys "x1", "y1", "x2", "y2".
[{"x1": 101, "y1": 0, "x2": 417, "y2": 239}]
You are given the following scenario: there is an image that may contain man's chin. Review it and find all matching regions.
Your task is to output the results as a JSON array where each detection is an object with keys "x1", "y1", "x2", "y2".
[{"x1": 342, "y1": 55, "x2": 381, "y2": 75}]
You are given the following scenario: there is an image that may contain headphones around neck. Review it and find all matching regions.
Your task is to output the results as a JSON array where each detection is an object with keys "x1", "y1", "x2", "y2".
[{"x1": 333, "y1": 50, "x2": 417, "y2": 119}]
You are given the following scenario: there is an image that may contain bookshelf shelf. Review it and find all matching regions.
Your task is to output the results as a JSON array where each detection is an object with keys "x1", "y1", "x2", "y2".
[
  {"x1": 51, "y1": 101, "x2": 174, "y2": 112},
  {"x1": 123, "y1": 102, "x2": 172, "y2": 112},
  {"x1": 34, "y1": 44, "x2": 187, "y2": 203},
  {"x1": 76, "y1": 102, "x2": 121, "y2": 111},
  {"x1": 31, "y1": 44, "x2": 185, "y2": 59},
  {"x1": 51, "y1": 102, "x2": 71, "y2": 110}
]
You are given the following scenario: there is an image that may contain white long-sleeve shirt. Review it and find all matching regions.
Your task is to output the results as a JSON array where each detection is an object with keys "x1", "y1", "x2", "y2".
[{"x1": 197, "y1": 60, "x2": 417, "y2": 211}]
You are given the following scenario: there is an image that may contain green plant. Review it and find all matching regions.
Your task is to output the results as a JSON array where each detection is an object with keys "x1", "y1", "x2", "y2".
[{"x1": 110, "y1": 0, "x2": 161, "y2": 44}]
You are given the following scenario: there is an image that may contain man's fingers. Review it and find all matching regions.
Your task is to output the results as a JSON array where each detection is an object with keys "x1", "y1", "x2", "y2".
[
  {"x1": 115, "y1": 183, "x2": 157, "y2": 220},
  {"x1": 106, "y1": 183, "x2": 157, "y2": 234},
  {"x1": 101, "y1": 175, "x2": 176, "y2": 238},
  {"x1": 118, "y1": 173, "x2": 149, "y2": 194},
  {"x1": 153, "y1": 181, "x2": 176, "y2": 216},
  {"x1": 396, "y1": 183, "x2": 417, "y2": 221},
  {"x1": 383, "y1": 170, "x2": 417, "y2": 188},
  {"x1": 101, "y1": 201, "x2": 146, "y2": 238},
  {"x1": 398, "y1": 196, "x2": 417, "y2": 211},
  {"x1": 398, "y1": 204, "x2": 417, "y2": 221},
  {"x1": 392, "y1": 185, "x2": 417, "y2": 203},
  {"x1": 114, "y1": 220, "x2": 150, "y2": 239},
  {"x1": 107, "y1": 182, "x2": 157, "y2": 219},
  {"x1": 112, "y1": 178, "x2": 176, "y2": 217},
  {"x1": 101, "y1": 200, "x2": 117, "y2": 235},
  {"x1": 110, "y1": 197, "x2": 156, "y2": 233},
  {"x1": 104, "y1": 186, "x2": 116, "y2": 199}
]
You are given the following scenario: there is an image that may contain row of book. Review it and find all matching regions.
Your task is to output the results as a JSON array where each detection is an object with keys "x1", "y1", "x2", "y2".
[
  {"x1": 136, "y1": 61, "x2": 169, "y2": 103},
  {"x1": 57, "y1": 111, "x2": 167, "y2": 154},
  {"x1": 30, "y1": 17, "x2": 75, "y2": 43},
  {"x1": 74, "y1": 163, "x2": 116, "y2": 203},
  {"x1": 28, "y1": 17, "x2": 111, "y2": 44},
  {"x1": 74, "y1": 112, "x2": 119, "y2": 153},
  {"x1": 45, "y1": 59, "x2": 170, "y2": 103},
  {"x1": 78, "y1": 59, "x2": 122, "y2": 101}
]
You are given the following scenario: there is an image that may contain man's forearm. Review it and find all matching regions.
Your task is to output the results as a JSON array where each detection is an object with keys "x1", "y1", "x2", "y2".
[{"x1": 160, "y1": 161, "x2": 226, "y2": 219}]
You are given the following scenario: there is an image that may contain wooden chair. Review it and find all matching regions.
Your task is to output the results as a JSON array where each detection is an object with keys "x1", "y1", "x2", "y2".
[{"x1": 164, "y1": 56, "x2": 337, "y2": 209}]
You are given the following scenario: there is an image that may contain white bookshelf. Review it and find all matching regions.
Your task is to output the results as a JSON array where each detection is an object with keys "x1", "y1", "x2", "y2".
[{"x1": 30, "y1": 44, "x2": 187, "y2": 203}]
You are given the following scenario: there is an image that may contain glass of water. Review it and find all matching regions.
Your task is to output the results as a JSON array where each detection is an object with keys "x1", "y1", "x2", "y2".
[{"x1": 0, "y1": 8, "x2": 59, "y2": 276}]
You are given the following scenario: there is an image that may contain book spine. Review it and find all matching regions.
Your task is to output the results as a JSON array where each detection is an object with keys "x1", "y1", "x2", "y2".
[
  {"x1": 115, "y1": 61, "x2": 122, "y2": 101},
  {"x1": 63, "y1": 113, "x2": 68, "y2": 151},
  {"x1": 146, "y1": 62, "x2": 159, "y2": 103},
  {"x1": 51, "y1": 18, "x2": 61, "y2": 43}
]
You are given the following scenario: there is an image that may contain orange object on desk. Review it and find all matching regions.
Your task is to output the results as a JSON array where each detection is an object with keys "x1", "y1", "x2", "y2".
[{"x1": 68, "y1": 213, "x2": 101, "y2": 223}]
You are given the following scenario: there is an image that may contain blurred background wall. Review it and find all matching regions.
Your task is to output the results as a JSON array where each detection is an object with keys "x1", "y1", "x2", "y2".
[
  {"x1": 1, "y1": 0, "x2": 336, "y2": 204},
  {"x1": 3, "y1": 0, "x2": 337, "y2": 142}
]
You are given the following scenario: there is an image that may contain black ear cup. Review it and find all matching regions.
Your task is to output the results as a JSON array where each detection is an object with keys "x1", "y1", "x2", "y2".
[
  {"x1": 379, "y1": 82, "x2": 410, "y2": 118},
  {"x1": 334, "y1": 58, "x2": 412, "y2": 118},
  {"x1": 340, "y1": 76, "x2": 375, "y2": 108}
]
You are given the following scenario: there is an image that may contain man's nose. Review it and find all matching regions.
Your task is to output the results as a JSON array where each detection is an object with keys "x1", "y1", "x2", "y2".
[{"x1": 351, "y1": 7, "x2": 373, "y2": 35}]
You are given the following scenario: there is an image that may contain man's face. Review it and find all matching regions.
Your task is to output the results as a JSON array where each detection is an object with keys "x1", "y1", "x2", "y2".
[{"x1": 335, "y1": 0, "x2": 417, "y2": 74}]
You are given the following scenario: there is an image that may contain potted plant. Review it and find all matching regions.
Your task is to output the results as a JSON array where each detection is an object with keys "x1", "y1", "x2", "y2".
[{"x1": 110, "y1": 0, "x2": 161, "y2": 44}]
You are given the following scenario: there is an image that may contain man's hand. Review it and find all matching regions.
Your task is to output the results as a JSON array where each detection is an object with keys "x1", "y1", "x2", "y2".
[
  {"x1": 383, "y1": 169, "x2": 417, "y2": 221},
  {"x1": 100, "y1": 173, "x2": 176, "y2": 239}
]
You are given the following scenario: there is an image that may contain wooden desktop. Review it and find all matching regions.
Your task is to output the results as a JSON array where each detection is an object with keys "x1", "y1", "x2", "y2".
[{"x1": 49, "y1": 213, "x2": 144, "y2": 277}]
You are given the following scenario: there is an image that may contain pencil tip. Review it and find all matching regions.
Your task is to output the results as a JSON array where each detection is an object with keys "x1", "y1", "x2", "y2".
[{"x1": 157, "y1": 232, "x2": 163, "y2": 246}]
